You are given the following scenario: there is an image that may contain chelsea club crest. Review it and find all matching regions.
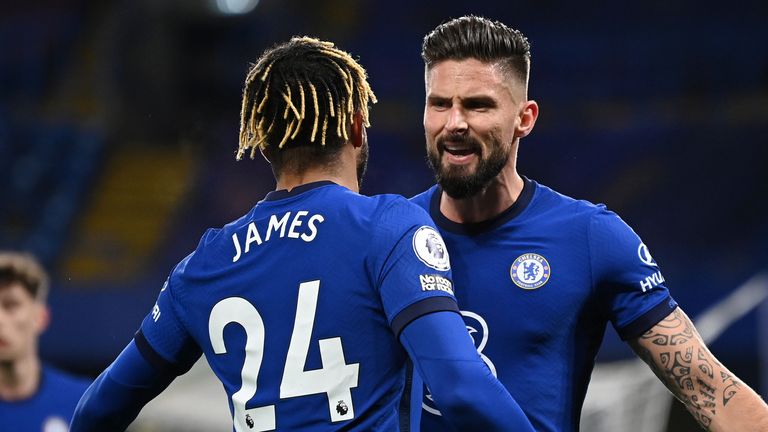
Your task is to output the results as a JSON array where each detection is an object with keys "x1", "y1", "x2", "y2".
[{"x1": 510, "y1": 253, "x2": 551, "y2": 290}]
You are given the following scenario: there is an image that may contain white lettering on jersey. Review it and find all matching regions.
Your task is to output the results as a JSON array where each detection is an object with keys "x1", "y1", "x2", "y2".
[
  {"x1": 419, "y1": 274, "x2": 454, "y2": 295},
  {"x1": 301, "y1": 214, "x2": 324, "y2": 242},
  {"x1": 266, "y1": 212, "x2": 291, "y2": 241},
  {"x1": 152, "y1": 303, "x2": 161, "y2": 322},
  {"x1": 639, "y1": 270, "x2": 665, "y2": 292},
  {"x1": 232, "y1": 233, "x2": 243, "y2": 262},
  {"x1": 232, "y1": 211, "x2": 326, "y2": 262},
  {"x1": 246, "y1": 222, "x2": 263, "y2": 252},
  {"x1": 287, "y1": 211, "x2": 309, "y2": 239}
]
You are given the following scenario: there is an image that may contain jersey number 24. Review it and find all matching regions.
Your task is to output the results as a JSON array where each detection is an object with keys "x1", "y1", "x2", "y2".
[{"x1": 208, "y1": 280, "x2": 359, "y2": 432}]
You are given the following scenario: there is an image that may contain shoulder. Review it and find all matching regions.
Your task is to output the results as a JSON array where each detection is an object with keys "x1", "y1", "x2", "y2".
[
  {"x1": 348, "y1": 194, "x2": 440, "y2": 259},
  {"x1": 370, "y1": 193, "x2": 434, "y2": 231},
  {"x1": 526, "y1": 182, "x2": 644, "y2": 250},
  {"x1": 408, "y1": 185, "x2": 439, "y2": 212},
  {"x1": 170, "y1": 206, "x2": 257, "y2": 278},
  {"x1": 528, "y1": 181, "x2": 611, "y2": 225}
]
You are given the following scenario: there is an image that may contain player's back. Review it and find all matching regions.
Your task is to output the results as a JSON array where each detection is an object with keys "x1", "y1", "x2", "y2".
[{"x1": 160, "y1": 181, "x2": 426, "y2": 431}]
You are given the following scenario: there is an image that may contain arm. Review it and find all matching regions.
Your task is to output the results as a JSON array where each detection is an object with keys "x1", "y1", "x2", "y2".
[
  {"x1": 70, "y1": 340, "x2": 178, "y2": 432},
  {"x1": 628, "y1": 307, "x2": 768, "y2": 431},
  {"x1": 400, "y1": 311, "x2": 534, "y2": 432}
]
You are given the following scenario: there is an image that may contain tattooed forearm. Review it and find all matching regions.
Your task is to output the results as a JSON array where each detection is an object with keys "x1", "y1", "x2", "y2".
[{"x1": 629, "y1": 308, "x2": 747, "y2": 431}]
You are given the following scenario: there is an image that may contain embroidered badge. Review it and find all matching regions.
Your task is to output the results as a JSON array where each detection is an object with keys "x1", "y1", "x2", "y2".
[
  {"x1": 412, "y1": 226, "x2": 451, "y2": 271},
  {"x1": 510, "y1": 253, "x2": 551, "y2": 290}
]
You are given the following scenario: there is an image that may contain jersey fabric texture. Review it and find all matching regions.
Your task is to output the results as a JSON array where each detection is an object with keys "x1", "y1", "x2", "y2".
[
  {"x1": 0, "y1": 364, "x2": 90, "y2": 432},
  {"x1": 410, "y1": 177, "x2": 677, "y2": 432},
  {"x1": 137, "y1": 181, "x2": 457, "y2": 431}
]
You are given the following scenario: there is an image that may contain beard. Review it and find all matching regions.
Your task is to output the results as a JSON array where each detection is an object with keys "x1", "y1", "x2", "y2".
[
  {"x1": 426, "y1": 133, "x2": 509, "y2": 199},
  {"x1": 356, "y1": 140, "x2": 369, "y2": 187}
]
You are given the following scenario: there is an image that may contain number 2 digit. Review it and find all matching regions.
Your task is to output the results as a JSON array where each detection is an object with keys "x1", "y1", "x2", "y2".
[{"x1": 209, "y1": 297, "x2": 275, "y2": 432}]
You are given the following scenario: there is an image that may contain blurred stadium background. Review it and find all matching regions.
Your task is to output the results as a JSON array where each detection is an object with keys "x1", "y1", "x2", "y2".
[{"x1": 2, "y1": 0, "x2": 767, "y2": 430}]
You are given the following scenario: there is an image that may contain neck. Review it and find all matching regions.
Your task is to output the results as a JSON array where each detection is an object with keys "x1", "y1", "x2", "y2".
[
  {"x1": 0, "y1": 354, "x2": 41, "y2": 401},
  {"x1": 275, "y1": 146, "x2": 360, "y2": 193},
  {"x1": 276, "y1": 171, "x2": 355, "y2": 192},
  {"x1": 440, "y1": 163, "x2": 524, "y2": 224}
]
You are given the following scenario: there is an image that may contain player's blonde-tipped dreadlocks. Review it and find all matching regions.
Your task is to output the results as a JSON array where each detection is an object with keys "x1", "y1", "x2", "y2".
[{"x1": 237, "y1": 36, "x2": 377, "y2": 161}]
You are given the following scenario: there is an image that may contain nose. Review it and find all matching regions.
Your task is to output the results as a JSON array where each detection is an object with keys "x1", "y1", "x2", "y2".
[{"x1": 445, "y1": 106, "x2": 468, "y2": 134}]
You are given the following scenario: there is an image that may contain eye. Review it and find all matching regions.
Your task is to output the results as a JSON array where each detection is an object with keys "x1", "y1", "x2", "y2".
[
  {"x1": 464, "y1": 100, "x2": 493, "y2": 111},
  {"x1": 428, "y1": 98, "x2": 450, "y2": 110},
  {"x1": 1, "y1": 300, "x2": 20, "y2": 311}
]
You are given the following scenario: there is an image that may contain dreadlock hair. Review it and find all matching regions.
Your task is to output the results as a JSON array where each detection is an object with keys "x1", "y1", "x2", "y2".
[
  {"x1": 238, "y1": 36, "x2": 377, "y2": 176},
  {"x1": 422, "y1": 16, "x2": 531, "y2": 87},
  {"x1": 0, "y1": 252, "x2": 49, "y2": 302}
]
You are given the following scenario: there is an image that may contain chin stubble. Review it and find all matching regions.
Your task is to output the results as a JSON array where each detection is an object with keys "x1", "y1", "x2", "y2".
[{"x1": 427, "y1": 140, "x2": 509, "y2": 199}]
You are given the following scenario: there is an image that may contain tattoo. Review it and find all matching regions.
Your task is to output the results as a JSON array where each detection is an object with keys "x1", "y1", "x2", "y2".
[
  {"x1": 696, "y1": 378, "x2": 717, "y2": 413},
  {"x1": 697, "y1": 348, "x2": 714, "y2": 379},
  {"x1": 639, "y1": 309, "x2": 694, "y2": 346},
  {"x1": 720, "y1": 371, "x2": 742, "y2": 406},
  {"x1": 630, "y1": 308, "x2": 746, "y2": 431},
  {"x1": 661, "y1": 348, "x2": 694, "y2": 391}
]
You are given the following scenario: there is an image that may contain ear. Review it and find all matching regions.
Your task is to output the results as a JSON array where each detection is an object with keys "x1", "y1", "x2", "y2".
[
  {"x1": 35, "y1": 304, "x2": 50, "y2": 334},
  {"x1": 515, "y1": 100, "x2": 539, "y2": 138},
  {"x1": 259, "y1": 147, "x2": 272, "y2": 164},
  {"x1": 350, "y1": 111, "x2": 364, "y2": 149}
]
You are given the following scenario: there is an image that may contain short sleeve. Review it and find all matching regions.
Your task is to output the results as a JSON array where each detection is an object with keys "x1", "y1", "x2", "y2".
[
  {"x1": 136, "y1": 263, "x2": 202, "y2": 374},
  {"x1": 589, "y1": 208, "x2": 678, "y2": 340},
  {"x1": 372, "y1": 199, "x2": 459, "y2": 337}
]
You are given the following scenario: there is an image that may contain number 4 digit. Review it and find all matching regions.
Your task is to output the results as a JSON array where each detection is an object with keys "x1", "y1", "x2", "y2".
[{"x1": 281, "y1": 280, "x2": 359, "y2": 422}]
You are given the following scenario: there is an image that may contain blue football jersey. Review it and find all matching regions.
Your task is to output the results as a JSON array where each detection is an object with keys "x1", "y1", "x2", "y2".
[
  {"x1": 410, "y1": 178, "x2": 677, "y2": 432},
  {"x1": 0, "y1": 364, "x2": 90, "y2": 432},
  {"x1": 137, "y1": 181, "x2": 457, "y2": 431}
]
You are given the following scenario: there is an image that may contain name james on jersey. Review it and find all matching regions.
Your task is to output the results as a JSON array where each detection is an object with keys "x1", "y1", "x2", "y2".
[{"x1": 231, "y1": 210, "x2": 325, "y2": 262}]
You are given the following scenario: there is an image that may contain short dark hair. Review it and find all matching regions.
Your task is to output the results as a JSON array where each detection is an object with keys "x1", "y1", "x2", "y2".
[
  {"x1": 0, "y1": 252, "x2": 49, "y2": 302},
  {"x1": 422, "y1": 16, "x2": 531, "y2": 84},
  {"x1": 238, "y1": 37, "x2": 377, "y2": 176}
]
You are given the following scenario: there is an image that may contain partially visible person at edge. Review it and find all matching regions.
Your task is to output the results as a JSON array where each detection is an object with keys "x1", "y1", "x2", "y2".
[
  {"x1": 69, "y1": 36, "x2": 534, "y2": 431},
  {"x1": 410, "y1": 15, "x2": 768, "y2": 432},
  {"x1": 0, "y1": 252, "x2": 90, "y2": 431}
]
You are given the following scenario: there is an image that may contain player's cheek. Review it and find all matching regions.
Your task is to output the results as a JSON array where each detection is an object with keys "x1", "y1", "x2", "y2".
[{"x1": 424, "y1": 112, "x2": 445, "y2": 136}]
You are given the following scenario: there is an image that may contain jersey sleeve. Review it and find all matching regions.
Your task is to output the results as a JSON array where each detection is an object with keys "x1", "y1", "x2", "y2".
[
  {"x1": 589, "y1": 208, "x2": 678, "y2": 340},
  {"x1": 135, "y1": 258, "x2": 202, "y2": 375},
  {"x1": 371, "y1": 199, "x2": 459, "y2": 337}
]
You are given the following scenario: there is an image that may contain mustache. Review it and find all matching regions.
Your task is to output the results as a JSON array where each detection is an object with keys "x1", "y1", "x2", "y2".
[{"x1": 436, "y1": 134, "x2": 482, "y2": 152}]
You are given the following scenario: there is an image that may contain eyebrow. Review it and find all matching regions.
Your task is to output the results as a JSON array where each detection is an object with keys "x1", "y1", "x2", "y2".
[
  {"x1": 426, "y1": 95, "x2": 449, "y2": 104},
  {"x1": 461, "y1": 96, "x2": 497, "y2": 107},
  {"x1": 426, "y1": 95, "x2": 498, "y2": 107}
]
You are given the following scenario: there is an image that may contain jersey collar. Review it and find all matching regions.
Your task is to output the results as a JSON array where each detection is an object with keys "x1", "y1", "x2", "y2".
[
  {"x1": 263, "y1": 180, "x2": 338, "y2": 201},
  {"x1": 429, "y1": 176, "x2": 535, "y2": 235}
]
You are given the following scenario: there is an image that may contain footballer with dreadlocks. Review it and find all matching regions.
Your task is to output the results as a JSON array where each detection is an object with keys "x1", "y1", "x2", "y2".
[{"x1": 70, "y1": 37, "x2": 534, "y2": 432}]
